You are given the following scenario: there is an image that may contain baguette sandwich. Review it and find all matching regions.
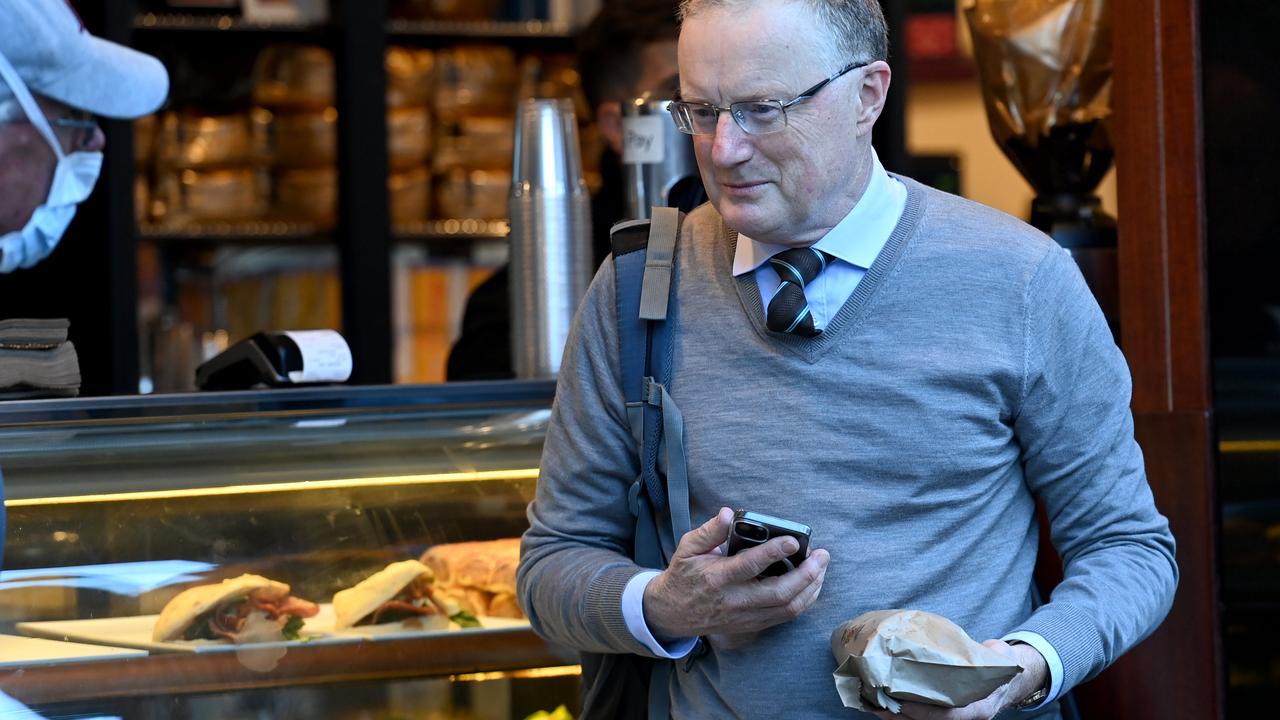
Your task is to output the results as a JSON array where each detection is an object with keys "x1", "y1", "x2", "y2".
[
  {"x1": 333, "y1": 559, "x2": 478, "y2": 630},
  {"x1": 152, "y1": 574, "x2": 319, "y2": 643},
  {"x1": 419, "y1": 538, "x2": 523, "y2": 619}
]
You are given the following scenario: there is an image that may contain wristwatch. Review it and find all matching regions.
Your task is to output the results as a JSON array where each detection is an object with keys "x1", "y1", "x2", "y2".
[
  {"x1": 1008, "y1": 686, "x2": 1048, "y2": 710},
  {"x1": 1005, "y1": 639, "x2": 1048, "y2": 710}
]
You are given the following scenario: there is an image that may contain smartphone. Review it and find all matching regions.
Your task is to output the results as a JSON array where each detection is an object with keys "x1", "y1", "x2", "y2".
[{"x1": 726, "y1": 509, "x2": 812, "y2": 577}]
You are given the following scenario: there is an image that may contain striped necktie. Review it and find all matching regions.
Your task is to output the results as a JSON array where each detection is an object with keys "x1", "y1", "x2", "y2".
[{"x1": 766, "y1": 246, "x2": 835, "y2": 337}]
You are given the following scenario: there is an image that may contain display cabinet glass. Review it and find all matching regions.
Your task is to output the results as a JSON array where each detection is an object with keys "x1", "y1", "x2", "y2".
[{"x1": 0, "y1": 381, "x2": 580, "y2": 719}]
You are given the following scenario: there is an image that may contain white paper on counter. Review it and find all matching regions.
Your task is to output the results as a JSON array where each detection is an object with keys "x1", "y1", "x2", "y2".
[
  {"x1": 0, "y1": 690, "x2": 53, "y2": 719},
  {"x1": 283, "y1": 330, "x2": 352, "y2": 383}
]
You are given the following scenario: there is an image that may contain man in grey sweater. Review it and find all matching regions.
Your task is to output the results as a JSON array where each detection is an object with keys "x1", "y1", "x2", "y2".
[{"x1": 517, "y1": 1, "x2": 1178, "y2": 718}]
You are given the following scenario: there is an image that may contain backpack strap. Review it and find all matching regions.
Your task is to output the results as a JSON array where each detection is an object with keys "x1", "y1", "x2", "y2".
[
  {"x1": 610, "y1": 208, "x2": 691, "y2": 720},
  {"x1": 611, "y1": 208, "x2": 690, "y2": 555},
  {"x1": 639, "y1": 208, "x2": 679, "y2": 321}
]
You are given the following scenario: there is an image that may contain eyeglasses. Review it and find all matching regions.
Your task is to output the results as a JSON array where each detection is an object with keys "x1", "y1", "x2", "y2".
[
  {"x1": 668, "y1": 60, "x2": 870, "y2": 136},
  {"x1": 48, "y1": 109, "x2": 98, "y2": 150}
]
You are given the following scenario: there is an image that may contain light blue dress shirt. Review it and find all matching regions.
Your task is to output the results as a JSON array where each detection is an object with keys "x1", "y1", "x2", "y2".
[
  {"x1": 619, "y1": 149, "x2": 1063, "y2": 711},
  {"x1": 731, "y1": 149, "x2": 906, "y2": 328}
]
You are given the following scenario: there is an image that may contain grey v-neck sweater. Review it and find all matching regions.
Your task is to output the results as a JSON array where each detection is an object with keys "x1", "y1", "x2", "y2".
[{"x1": 518, "y1": 178, "x2": 1177, "y2": 719}]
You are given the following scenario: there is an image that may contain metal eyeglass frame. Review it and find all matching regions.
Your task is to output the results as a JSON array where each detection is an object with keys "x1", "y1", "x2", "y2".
[
  {"x1": 668, "y1": 59, "x2": 870, "y2": 136},
  {"x1": 48, "y1": 110, "x2": 98, "y2": 150},
  {"x1": 1, "y1": 99, "x2": 97, "y2": 149}
]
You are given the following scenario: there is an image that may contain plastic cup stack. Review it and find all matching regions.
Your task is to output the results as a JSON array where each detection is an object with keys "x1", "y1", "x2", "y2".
[{"x1": 508, "y1": 98, "x2": 592, "y2": 379}]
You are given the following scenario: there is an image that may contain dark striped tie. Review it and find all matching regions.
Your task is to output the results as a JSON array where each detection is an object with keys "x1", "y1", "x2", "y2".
[{"x1": 766, "y1": 246, "x2": 834, "y2": 337}]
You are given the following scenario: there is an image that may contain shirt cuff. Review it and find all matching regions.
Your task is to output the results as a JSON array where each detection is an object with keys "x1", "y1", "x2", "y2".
[
  {"x1": 1002, "y1": 630, "x2": 1064, "y2": 711},
  {"x1": 622, "y1": 570, "x2": 697, "y2": 659}
]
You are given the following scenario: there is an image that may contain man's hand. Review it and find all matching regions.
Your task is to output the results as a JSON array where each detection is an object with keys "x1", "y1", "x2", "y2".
[
  {"x1": 642, "y1": 507, "x2": 830, "y2": 641},
  {"x1": 870, "y1": 640, "x2": 1048, "y2": 720}
]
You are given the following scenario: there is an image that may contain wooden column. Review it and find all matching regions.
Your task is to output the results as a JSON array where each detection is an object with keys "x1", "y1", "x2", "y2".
[{"x1": 1073, "y1": 0, "x2": 1223, "y2": 718}]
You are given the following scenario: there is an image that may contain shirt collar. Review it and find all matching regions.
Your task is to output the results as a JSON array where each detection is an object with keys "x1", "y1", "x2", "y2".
[{"x1": 732, "y1": 149, "x2": 904, "y2": 276}]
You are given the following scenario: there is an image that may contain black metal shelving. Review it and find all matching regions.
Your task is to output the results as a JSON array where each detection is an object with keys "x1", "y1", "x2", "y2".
[
  {"x1": 387, "y1": 18, "x2": 572, "y2": 41},
  {"x1": 139, "y1": 220, "x2": 509, "y2": 247},
  {"x1": 395, "y1": 219, "x2": 509, "y2": 241},
  {"x1": 132, "y1": 12, "x2": 326, "y2": 33},
  {"x1": 139, "y1": 222, "x2": 329, "y2": 245},
  {"x1": 132, "y1": 13, "x2": 573, "y2": 40}
]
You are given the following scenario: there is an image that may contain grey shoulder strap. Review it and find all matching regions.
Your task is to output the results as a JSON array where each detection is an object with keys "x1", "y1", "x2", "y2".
[{"x1": 639, "y1": 207, "x2": 680, "y2": 321}]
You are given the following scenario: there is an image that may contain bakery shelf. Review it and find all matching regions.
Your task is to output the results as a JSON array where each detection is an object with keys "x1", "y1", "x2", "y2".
[
  {"x1": 395, "y1": 219, "x2": 510, "y2": 242},
  {"x1": 0, "y1": 629, "x2": 578, "y2": 705},
  {"x1": 139, "y1": 221, "x2": 331, "y2": 245},
  {"x1": 138, "y1": 220, "x2": 511, "y2": 246},
  {"x1": 132, "y1": 12, "x2": 327, "y2": 34},
  {"x1": 132, "y1": 14, "x2": 573, "y2": 43},
  {"x1": 386, "y1": 19, "x2": 573, "y2": 42}
]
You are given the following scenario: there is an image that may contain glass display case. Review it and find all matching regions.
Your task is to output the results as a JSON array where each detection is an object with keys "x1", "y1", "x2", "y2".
[{"x1": 0, "y1": 381, "x2": 581, "y2": 719}]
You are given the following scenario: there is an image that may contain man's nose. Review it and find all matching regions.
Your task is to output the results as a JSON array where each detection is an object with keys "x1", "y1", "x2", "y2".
[{"x1": 709, "y1": 111, "x2": 752, "y2": 167}]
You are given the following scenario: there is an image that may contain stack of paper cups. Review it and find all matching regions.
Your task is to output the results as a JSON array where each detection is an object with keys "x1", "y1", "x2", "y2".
[{"x1": 508, "y1": 98, "x2": 593, "y2": 379}]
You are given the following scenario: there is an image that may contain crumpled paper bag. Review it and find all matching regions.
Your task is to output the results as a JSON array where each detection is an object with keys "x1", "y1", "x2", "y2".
[{"x1": 830, "y1": 609, "x2": 1022, "y2": 713}]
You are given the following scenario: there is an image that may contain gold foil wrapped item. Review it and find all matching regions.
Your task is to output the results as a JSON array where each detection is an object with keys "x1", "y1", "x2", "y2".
[{"x1": 963, "y1": 0, "x2": 1113, "y2": 194}]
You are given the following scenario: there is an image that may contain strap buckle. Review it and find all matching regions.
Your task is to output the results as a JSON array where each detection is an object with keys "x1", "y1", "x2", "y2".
[
  {"x1": 642, "y1": 376, "x2": 663, "y2": 406},
  {"x1": 627, "y1": 479, "x2": 643, "y2": 516}
]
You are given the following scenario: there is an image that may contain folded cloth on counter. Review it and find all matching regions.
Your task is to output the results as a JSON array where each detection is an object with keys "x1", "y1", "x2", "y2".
[
  {"x1": 0, "y1": 319, "x2": 80, "y2": 399},
  {"x1": 0, "y1": 318, "x2": 69, "y2": 348}
]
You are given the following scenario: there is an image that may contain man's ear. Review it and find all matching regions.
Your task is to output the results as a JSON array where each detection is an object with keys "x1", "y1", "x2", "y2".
[
  {"x1": 855, "y1": 61, "x2": 892, "y2": 135},
  {"x1": 596, "y1": 101, "x2": 625, "y2": 155}
]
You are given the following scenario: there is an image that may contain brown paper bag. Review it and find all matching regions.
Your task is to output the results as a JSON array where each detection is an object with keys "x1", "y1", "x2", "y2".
[{"x1": 830, "y1": 609, "x2": 1022, "y2": 713}]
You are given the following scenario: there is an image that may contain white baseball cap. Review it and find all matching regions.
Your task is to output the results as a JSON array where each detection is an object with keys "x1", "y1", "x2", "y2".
[{"x1": 0, "y1": 0, "x2": 168, "y2": 119}]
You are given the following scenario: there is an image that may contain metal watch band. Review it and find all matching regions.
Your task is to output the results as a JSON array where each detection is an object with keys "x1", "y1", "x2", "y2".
[{"x1": 1009, "y1": 686, "x2": 1048, "y2": 710}]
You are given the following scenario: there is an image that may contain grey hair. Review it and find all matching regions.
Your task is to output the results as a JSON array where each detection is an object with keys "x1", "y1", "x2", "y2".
[{"x1": 678, "y1": 0, "x2": 888, "y2": 66}]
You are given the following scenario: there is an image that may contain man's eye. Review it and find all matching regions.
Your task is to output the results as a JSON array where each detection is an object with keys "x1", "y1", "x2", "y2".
[
  {"x1": 737, "y1": 102, "x2": 780, "y2": 118},
  {"x1": 689, "y1": 105, "x2": 719, "y2": 120}
]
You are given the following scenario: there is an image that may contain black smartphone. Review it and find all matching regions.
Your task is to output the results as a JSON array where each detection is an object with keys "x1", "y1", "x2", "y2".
[{"x1": 726, "y1": 509, "x2": 812, "y2": 577}]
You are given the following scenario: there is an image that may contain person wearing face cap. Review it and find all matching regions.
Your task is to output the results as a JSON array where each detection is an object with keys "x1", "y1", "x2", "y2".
[
  {"x1": 0, "y1": 0, "x2": 169, "y2": 273},
  {"x1": 0, "y1": 2, "x2": 166, "y2": 716}
]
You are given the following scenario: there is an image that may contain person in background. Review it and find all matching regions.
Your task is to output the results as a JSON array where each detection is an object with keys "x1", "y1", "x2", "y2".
[
  {"x1": 1, "y1": 1, "x2": 167, "y2": 717},
  {"x1": 446, "y1": 0, "x2": 684, "y2": 381},
  {"x1": 517, "y1": 1, "x2": 1177, "y2": 718},
  {"x1": 0, "y1": 0, "x2": 168, "y2": 273}
]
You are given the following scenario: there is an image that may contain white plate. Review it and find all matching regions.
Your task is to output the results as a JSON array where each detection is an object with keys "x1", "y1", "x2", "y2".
[
  {"x1": 0, "y1": 633, "x2": 147, "y2": 667},
  {"x1": 16, "y1": 604, "x2": 530, "y2": 654},
  {"x1": 335, "y1": 614, "x2": 528, "y2": 640}
]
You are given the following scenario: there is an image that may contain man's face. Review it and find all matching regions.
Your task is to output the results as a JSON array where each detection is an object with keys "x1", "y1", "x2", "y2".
[
  {"x1": 0, "y1": 95, "x2": 104, "y2": 234},
  {"x1": 679, "y1": 1, "x2": 882, "y2": 246}
]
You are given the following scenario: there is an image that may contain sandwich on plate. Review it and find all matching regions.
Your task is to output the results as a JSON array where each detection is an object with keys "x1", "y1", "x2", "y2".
[
  {"x1": 419, "y1": 538, "x2": 523, "y2": 619},
  {"x1": 152, "y1": 574, "x2": 319, "y2": 643},
  {"x1": 333, "y1": 559, "x2": 479, "y2": 631}
]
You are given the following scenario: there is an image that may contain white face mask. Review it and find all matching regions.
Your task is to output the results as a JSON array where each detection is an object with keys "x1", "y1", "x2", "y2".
[{"x1": 0, "y1": 48, "x2": 103, "y2": 273}]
